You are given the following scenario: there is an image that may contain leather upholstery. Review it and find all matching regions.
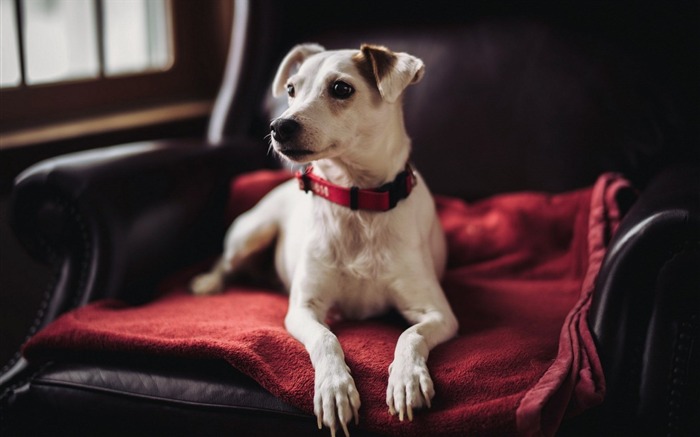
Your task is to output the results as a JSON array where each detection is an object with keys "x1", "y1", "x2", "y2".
[
  {"x1": 590, "y1": 163, "x2": 700, "y2": 435},
  {"x1": 9, "y1": 139, "x2": 266, "y2": 306},
  {"x1": 2, "y1": 0, "x2": 698, "y2": 435},
  {"x1": 3, "y1": 356, "x2": 321, "y2": 437}
]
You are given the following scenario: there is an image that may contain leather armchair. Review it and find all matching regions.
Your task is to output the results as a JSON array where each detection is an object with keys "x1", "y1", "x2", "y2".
[{"x1": 2, "y1": 1, "x2": 698, "y2": 435}]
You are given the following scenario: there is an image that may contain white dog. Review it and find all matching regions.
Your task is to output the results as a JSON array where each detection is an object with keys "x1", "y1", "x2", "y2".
[{"x1": 191, "y1": 43, "x2": 458, "y2": 437}]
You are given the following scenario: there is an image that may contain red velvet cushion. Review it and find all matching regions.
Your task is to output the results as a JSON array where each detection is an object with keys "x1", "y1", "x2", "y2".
[{"x1": 23, "y1": 170, "x2": 632, "y2": 436}]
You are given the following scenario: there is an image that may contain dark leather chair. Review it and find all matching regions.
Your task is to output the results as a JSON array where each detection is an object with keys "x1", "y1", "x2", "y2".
[{"x1": 2, "y1": 1, "x2": 698, "y2": 435}]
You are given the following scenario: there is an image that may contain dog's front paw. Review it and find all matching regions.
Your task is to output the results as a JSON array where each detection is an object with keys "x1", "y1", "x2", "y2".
[
  {"x1": 386, "y1": 357, "x2": 435, "y2": 422},
  {"x1": 189, "y1": 272, "x2": 223, "y2": 295},
  {"x1": 314, "y1": 366, "x2": 361, "y2": 437}
]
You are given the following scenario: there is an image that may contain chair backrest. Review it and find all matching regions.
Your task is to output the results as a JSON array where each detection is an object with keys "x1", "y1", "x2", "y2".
[{"x1": 210, "y1": 0, "x2": 697, "y2": 199}]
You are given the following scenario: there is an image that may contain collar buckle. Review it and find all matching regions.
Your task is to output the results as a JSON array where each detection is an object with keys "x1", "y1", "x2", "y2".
[{"x1": 378, "y1": 163, "x2": 417, "y2": 210}]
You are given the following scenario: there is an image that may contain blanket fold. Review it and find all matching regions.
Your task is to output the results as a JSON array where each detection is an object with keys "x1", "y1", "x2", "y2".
[{"x1": 23, "y1": 171, "x2": 631, "y2": 436}]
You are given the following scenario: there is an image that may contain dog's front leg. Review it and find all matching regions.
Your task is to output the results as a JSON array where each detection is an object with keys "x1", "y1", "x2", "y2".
[
  {"x1": 387, "y1": 281, "x2": 458, "y2": 422},
  {"x1": 285, "y1": 295, "x2": 361, "y2": 437}
]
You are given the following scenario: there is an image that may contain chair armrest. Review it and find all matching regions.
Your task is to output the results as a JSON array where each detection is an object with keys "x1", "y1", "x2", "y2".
[
  {"x1": 10, "y1": 138, "x2": 265, "y2": 313},
  {"x1": 589, "y1": 163, "x2": 700, "y2": 433},
  {"x1": 1, "y1": 138, "x2": 254, "y2": 388}
]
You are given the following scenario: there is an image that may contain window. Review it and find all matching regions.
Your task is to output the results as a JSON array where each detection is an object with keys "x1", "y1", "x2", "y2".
[
  {"x1": 0, "y1": 0, "x2": 21, "y2": 87},
  {"x1": 0, "y1": 0, "x2": 231, "y2": 145},
  {"x1": 1, "y1": 0, "x2": 172, "y2": 87},
  {"x1": 103, "y1": 0, "x2": 171, "y2": 76}
]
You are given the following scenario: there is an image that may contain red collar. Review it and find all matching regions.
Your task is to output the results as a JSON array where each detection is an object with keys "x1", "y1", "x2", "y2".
[{"x1": 296, "y1": 164, "x2": 417, "y2": 211}]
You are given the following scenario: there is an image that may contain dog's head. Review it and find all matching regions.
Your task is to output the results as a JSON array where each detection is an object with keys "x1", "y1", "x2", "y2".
[{"x1": 269, "y1": 43, "x2": 424, "y2": 164}]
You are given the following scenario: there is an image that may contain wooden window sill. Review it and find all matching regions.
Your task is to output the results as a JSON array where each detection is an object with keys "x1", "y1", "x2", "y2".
[{"x1": 0, "y1": 99, "x2": 212, "y2": 150}]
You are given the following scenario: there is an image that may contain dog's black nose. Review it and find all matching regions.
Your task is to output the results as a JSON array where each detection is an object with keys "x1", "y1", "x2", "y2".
[{"x1": 270, "y1": 118, "x2": 300, "y2": 143}]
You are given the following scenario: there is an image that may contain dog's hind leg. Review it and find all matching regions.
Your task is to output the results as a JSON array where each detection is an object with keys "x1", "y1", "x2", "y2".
[
  {"x1": 190, "y1": 256, "x2": 230, "y2": 295},
  {"x1": 190, "y1": 187, "x2": 285, "y2": 295}
]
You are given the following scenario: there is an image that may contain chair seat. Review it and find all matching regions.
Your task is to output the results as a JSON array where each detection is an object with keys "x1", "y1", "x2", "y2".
[
  {"x1": 5, "y1": 355, "x2": 385, "y2": 436},
  {"x1": 10, "y1": 171, "x2": 636, "y2": 436}
]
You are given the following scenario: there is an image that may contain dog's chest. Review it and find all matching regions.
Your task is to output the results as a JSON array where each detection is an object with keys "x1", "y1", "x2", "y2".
[
  {"x1": 332, "y1": 275, "x2": 392, "y2": 320},
  {"x1": 319, "y1": 208, "x2": 396, "y2": 276},
  {"x1": 314, "y1": 207, "x2": 399, "y2": 319}
]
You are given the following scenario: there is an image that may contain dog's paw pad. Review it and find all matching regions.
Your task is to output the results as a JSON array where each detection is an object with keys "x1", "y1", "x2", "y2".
[
  {"x1": 386, "y1": 358, "x2": 434, "y2": 422},
  {"x1": 190, "y1": 273, "x2": 223, "y2": 295}
]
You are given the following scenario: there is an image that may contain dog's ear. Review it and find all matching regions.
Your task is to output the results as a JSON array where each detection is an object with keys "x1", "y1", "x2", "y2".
[
  {"x1": 356, "y1": 44, "x2": 425, "y2": 103},
  {"x1": 272, "y1": 43, "x2": 325, "y2": 98}
]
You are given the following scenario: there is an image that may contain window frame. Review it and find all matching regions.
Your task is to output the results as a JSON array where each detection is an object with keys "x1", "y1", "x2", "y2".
[{"x1": 0, "y1": 0, "x2": 232, "y2": 135}]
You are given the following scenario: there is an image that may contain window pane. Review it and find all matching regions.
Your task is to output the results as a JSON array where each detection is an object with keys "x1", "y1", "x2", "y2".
[
  {"x1": 0, "y1": 0, "x2": 21, "y2": 87},
  {"x1": 104, "y1": 0, "x2": 171, "y2": 76},
  {"x1": 23, "y1": 0, "x2": 99, "y2": 84}
]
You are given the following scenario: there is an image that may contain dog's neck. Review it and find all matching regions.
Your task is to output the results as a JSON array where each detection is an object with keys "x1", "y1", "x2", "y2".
[{"x1": 313, "y1": 110, "x2": 411, "y2": 189}]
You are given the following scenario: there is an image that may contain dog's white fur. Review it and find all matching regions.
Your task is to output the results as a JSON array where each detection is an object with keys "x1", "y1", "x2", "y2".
[{"x1": 191, "y1": 43, "x2": 458, "y2": 436}]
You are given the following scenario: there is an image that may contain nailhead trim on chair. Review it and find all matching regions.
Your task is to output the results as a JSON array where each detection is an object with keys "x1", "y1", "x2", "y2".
[
  {"x1": 662, "y1": 241, "x2": 699, "y2": 436},
  {"x1": 0, "y1": 195, "x2": 92, "y2": 376},
  {"x1": 667, "y1": 308, "x2": 698, "y2": 435}
]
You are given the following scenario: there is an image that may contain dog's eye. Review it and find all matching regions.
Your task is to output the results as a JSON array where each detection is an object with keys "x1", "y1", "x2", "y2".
[
  {"x1": 330, "y1": 81, "x2": 354, "y2": 99},
  {"x1": 286, "y1": 84, "x2": 295, "y2": 97}
]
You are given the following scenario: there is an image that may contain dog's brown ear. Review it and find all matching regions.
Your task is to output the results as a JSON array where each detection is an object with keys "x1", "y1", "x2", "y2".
[
  {"x1": 356, "y1": 44, "x2": 425, "y2": 103},
  {"x1": 272, "y1": 43, "x2": 325, "y2": 97}
]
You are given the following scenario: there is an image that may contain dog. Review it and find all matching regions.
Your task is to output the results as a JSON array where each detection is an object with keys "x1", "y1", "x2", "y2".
[{"x1": 191, "y1": 43, "x2": 458, "y2": 437}]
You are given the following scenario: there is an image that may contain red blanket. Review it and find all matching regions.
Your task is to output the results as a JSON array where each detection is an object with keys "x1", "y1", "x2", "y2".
[{"x1": 23, "y1": 171, "x2": 631, "y2": 436}]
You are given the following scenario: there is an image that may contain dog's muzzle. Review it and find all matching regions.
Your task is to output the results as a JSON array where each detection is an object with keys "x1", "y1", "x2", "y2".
[{"x1": 270, "y1": 118, "x2": 300, "y2": 143}]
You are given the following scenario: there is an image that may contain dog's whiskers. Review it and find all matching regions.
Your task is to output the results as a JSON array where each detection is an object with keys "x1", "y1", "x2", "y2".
[{"x1": 263, "y1": 133, "x2": 278, "y2": 158}]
